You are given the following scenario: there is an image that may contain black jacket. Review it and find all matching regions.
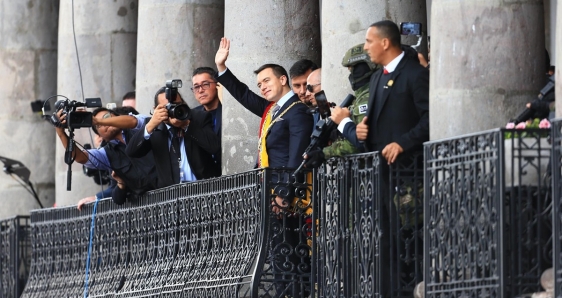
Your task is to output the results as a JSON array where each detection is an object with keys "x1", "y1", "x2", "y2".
[
  {"x1": 103, "y1": 128, "x2": 158, "y2": 203},
  {"x1": 126, "y1": 109, "x2": 220, "y2": 188}
]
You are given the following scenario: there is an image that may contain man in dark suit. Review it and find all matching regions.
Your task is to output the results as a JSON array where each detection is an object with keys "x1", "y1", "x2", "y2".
[
  {"x1": 352, "y1": 20, "x2": 429, "y2": 160},
  {"x1": 126, "y1": 87, "x2": 220, "y2": 189},
  {"x1": 289, "y1": 59, "x2": 318, "y2": 105},
  {"x1": 214, "y1": 37, "x2": 313, "y2": 171},
  {"x1": 191, "y1": 67, "x2": 222, "y2": 177},
  {"x1": 343, "y1": 20, "x2": 429, "y2": 297},
  {"x1": 215, "y1": 37, "x2": 314, "y2": 298}
]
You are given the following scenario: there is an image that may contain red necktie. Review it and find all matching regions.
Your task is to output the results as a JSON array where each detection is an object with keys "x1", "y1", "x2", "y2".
[{"x1": 383, "y1": 68, "x2": 389, "y2": 75}]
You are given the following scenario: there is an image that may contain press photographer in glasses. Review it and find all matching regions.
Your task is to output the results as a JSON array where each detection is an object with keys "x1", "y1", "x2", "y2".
[{"x1": 126, "y1": 85, "x2": 220, "y2": 188}]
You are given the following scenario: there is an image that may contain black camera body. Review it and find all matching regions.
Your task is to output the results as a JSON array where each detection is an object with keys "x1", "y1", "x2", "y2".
[
  {"x1": 165, "y1": 79, "x2": 191, "y2": 121},
  {"x1": 53, "y1": 98, "x2": 102, "y2": 129}
]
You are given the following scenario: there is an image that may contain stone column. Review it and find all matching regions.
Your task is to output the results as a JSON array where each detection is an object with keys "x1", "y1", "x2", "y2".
[
  {"x1": 0, "y1": 1, "x2": 58, "y2": 216},
  {"x1": 544, "y1": 0, "x2": 557, "y2": 67},
  {"x1": 222, "y1": 1, "x2": 320, "y2": 174},
  {"x1": 430, "y1": 1, "x2": 546, "y2": 140},
  {"x1": 135, "y1": 0, "x2": 225, "y2": 113},
  {"x1": 555, "y1": 3, "x2": 562, "y2": 118},
  {"x1": 321, "y1": 1, "x2": 427, "y2": 110},
  {"x1": 56, "y1": 0, "x2": 138, "y2": 206}
]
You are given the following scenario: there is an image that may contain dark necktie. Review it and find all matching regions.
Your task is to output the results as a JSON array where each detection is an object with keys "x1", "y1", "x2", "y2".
[{"x1": 170, "y1": 127, "x2": 183, "y2": 183}]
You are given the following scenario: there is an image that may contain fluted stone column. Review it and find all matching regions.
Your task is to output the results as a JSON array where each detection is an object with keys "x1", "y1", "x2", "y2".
[
  {"x1": 430, "y1": 1, "x2": 546, "y2": 140},
  {"x1": 321, "y1": 1, "x2": 427, "y2": 110},
  {"x1": 222, "y1": 1, "x2": 320, "y2": 174},
  {"x1": 135, "y1": 0, "x2": 225, "y2": 113},
  {"x1": 56, "y1": 0, "x2": 138, "y2": 206},
  {"x1": 0, "y1": 1, "x2": 58, "y2": 216}
]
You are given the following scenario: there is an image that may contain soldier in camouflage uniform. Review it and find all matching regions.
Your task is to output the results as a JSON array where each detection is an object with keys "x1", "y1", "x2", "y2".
[{"x1": 323, "y1": 44, "x2": 379, "y2": 159}]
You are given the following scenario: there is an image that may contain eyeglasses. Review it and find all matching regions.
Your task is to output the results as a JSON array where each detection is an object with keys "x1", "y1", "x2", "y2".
[
  {"x1": 306, "y1": 83, "x2": 321, "y2": 92},
  {"x1": 191, "y1": 81, "x2": 216, "y2": 93},
  {"x1": 95, "y1": 113, "x2": 111, "y2": 129}
]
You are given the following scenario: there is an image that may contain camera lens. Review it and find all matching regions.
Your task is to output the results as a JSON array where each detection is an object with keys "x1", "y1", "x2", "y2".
[
  {"x1": 172, "y1": 104, "x2": 190, "y2": 120},
  {"x1": 167, "y1": 103, "x2": 190, "y2": 121}
]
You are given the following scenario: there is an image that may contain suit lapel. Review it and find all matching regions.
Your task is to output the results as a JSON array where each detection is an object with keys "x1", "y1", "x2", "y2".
[
  {"x1": 366, "y1": 69, "x2": 382, "y2": 119},
  {"x1": 371, "y1": 58, "x2": 408, "y2": 125},
  {"x1": 266, "y1": 94, "x2": 298, "y2": 139},
  {"x1": 272, "y1": 94, "x2": 297, "y2": 121}
]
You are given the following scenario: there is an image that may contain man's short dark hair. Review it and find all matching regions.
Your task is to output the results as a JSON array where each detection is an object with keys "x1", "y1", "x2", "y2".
[
  {"x1": 122, "y1": 91, "x2": 135, "y2": 101},
  {"x1": 192, "y1": 67, "x2": 218, "y2": 81},
  {"x1": 91, "y1": 107, "x2": 119, "y2": 135},
  {"x1": 154, "y1": 87, "x2": 185, "y2": 107},
  {"x1": 254, "y1": 64, "x2": 290, "y2": 87},
  {"x1": 370, "y1": 20, "x2": 401, "y2": 48},
  {"x1": 289, "y1": 59, "x2": 318, "y2": 78}
]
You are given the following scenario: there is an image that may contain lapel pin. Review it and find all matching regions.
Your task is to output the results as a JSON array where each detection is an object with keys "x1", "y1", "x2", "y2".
[{"x1": 387, "y1": 80, "x2": 394, "y2": 87}]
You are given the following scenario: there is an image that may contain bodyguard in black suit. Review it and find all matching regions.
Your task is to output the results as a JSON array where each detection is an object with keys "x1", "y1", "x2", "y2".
[
  {"x1": 126, "y1": 88, "x2": 220, "y2": 189},
  {"x1": 348, "y1": 27, "x2": 429, "y2": 159},
  {"x1": 343, "y1": 20, "x2": 429, "y2": 297}
]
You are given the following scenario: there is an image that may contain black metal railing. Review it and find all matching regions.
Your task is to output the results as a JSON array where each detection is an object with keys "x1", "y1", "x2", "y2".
[
  {"x1": 14, "y1": 133, "x2": 557, "y2": 297},
  {"x1": 314, "y1": 151, "x2": 423, "y2": 297},
  {"x1": 315, "y1": 152, "x2": 383, "y2": 297},
  {"x1": 0, "y1": 216, "x2": 31, "y2": 298},
  {"x1": 424, "y1": 128, "x2": 552, "y2": 298},
  {"x1": 21, "y1": 168, "x2": 316, "y2": 298},
  {"x1": 552, "y1": 118, "x2": 562, "y2": 298}
]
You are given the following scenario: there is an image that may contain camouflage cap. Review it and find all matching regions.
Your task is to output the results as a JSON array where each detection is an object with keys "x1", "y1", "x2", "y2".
[{"x1": 341, "y1": 43, "x2": 378, "y2": 70}]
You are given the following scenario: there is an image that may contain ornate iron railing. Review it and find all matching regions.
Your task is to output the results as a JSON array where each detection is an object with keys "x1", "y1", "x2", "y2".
[
  {"x1": 315, "y1": 152, "x2": 383, "y2": 297},
  {"x1": 21, "y1": 168, "x2": 316, "y2": 298},
  {"x1": 389, "y1": 152, "x2": 424, "y2": 297},
  {"x1": 552, "y1": 118, "x2": 562, "y2": 298},
  {"x1": 314, "y1": 151, "x2": 423, "y2": 297},
  {"x1": 14, "y1": 136, "x2": 555, "y2": 297},
  {"x1": 0, "y1": 216, "x2": 31, "y2": 298},
  {"x1": 424, "y1": 128, "x2": 552, "y2": 298}
]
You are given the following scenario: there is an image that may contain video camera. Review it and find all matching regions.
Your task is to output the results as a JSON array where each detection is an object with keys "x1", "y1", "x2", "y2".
[
  {"x1": 512, "y1": 74, "x2": 555, "y2": 124},
  {"x1": 165, "y1": 79, "x2": 191, "y2": 121},
  {"x1": 294, "y1": 91, "x2": 355, "y2": 175},
  {"x1": 50, "y1": 97, "x2": 102, "y2": 129}
]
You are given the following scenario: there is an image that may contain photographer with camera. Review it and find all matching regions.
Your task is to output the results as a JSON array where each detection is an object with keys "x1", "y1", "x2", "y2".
[
  {"x1": 78, "y1": 106, "x2": 143, "y2": 209},
  {"x1": 52, "y1": 106, "x2": 158, "y2": 209},
  {"x1": 126, "y1": 83, "x2": 220, "y2": 188}
]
